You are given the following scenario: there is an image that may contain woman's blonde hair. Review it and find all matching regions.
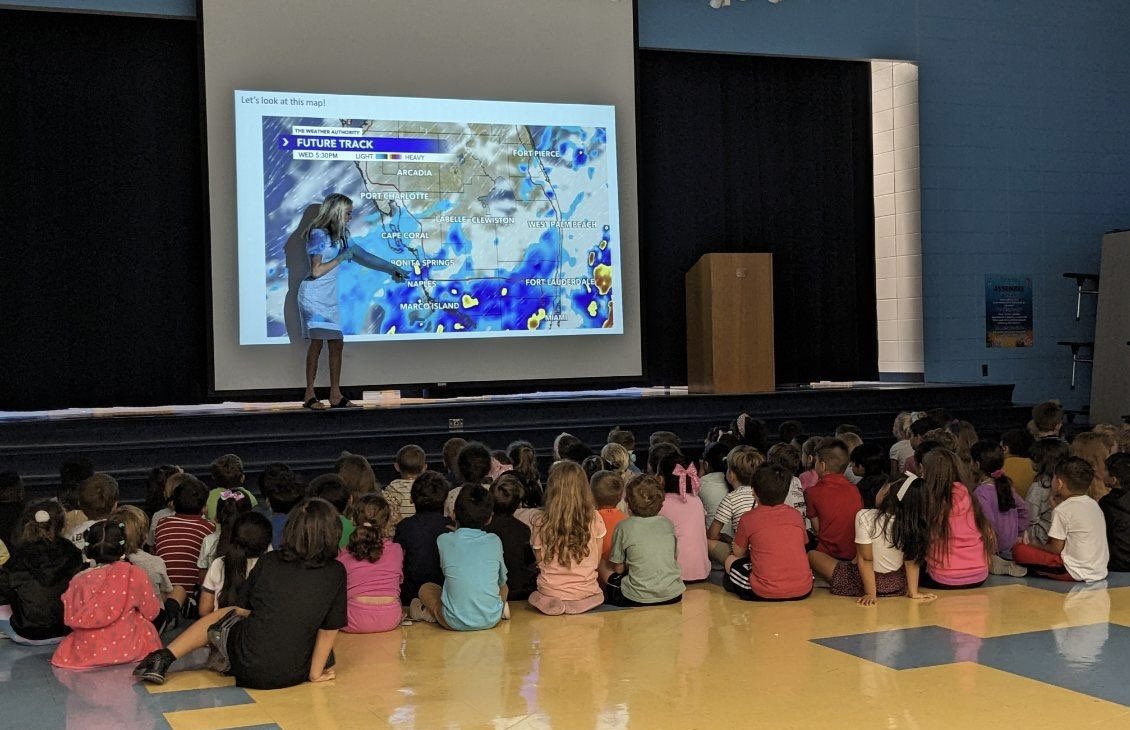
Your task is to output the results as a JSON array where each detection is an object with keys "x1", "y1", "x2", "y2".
[
  {"x1": 535, "y1": 460, "x2": 595, "y2": 567},
  {"x1": 301, "y1": 193, "x2": 353, "y2": 242}
]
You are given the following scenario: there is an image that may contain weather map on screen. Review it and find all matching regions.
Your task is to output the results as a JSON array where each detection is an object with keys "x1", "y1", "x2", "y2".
[{"x1": 234, "y1": 91, "x2": 622, "y2": 344}]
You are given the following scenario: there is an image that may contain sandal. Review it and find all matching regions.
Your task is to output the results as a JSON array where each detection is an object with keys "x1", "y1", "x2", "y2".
[
  {"x1": 302, "y1": 398, "x2": 327, "y2": 410},
  {"x1": 330, "y1": 398, "x2": 360, "y2": 409}
]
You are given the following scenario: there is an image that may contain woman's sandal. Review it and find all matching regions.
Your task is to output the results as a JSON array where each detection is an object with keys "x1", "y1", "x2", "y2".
[
  {"x1": 302, "y1": 397, "x2": 327, "y2": 410},
  {"x1": 330, "y1": 398, "x2": 360, "y2": 409}
]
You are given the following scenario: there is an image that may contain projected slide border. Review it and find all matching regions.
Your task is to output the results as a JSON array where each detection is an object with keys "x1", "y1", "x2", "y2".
[{"x1": 235, "y1": 91, "x2": 623, "y2": 345}]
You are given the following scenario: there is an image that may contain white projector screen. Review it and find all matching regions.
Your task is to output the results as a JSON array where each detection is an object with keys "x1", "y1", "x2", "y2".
[{"x1": 202, "y1": 0, "x2": 641, "y2": 393}]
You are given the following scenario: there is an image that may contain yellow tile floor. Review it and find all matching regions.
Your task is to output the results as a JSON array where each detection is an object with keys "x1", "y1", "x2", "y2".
[{"x1": 151, "y1": 578, "x2": 1130, "y2": 730}]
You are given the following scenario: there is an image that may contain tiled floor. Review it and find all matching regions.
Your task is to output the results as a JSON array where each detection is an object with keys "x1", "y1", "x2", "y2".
[{"x1": 5, "y1": 573, "x2": 1130, "y2": 729}]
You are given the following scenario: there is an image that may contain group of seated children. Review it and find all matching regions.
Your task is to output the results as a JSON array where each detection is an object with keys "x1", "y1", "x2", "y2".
[{"x1": 2, "y1": 401, "x2": 1128, "y2": 693}]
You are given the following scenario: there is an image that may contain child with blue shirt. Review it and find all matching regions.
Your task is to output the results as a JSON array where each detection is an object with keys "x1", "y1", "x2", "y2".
[{"x1": 410, "y1": 485, "x2": 508, "y2": 630}]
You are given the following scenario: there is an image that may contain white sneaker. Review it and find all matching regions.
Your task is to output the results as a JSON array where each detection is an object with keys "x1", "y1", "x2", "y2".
[{"x1": 408, "y1": 598, "x2": 437, "y2": 623}]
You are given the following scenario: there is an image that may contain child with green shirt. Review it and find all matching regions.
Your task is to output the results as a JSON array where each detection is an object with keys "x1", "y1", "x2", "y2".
[{"x1": 600, "y1": 475, "x2": 685, "y2": 607}]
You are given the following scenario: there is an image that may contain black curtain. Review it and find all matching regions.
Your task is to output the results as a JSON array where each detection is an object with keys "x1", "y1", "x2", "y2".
[
  {"x1": 636, "y1": 50, "x2": 878, "y2": 386},
  {"x1": 0, "y1": 10, "x2": 206, "y2": 410}
]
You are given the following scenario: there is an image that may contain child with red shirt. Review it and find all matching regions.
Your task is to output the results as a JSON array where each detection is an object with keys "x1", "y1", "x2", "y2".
[
  {"x1": 806, "y1": 439, "x2": 863, "y2": 560},
  {"x1": 52, "y1": 520, "x2": 161, "y2": 669},
  {"x1": 154, "y1": 476, "x2": 214, "y2": 592},
  {"x1": 591, "y1": 471, "x2": 626, "y2": 560},
  {"x1": 724, "y1": 463, "x2": 813, "y2": 601}
]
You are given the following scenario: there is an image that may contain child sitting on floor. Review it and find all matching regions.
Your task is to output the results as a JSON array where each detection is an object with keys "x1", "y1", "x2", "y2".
[
  {"x1": 0, "y1": 500, "x2": 85, "y2": 645},
  {"x1": 809, "y1": 473, "x2": 936, "y2": 604},
  {"x1": 394, "y1": 471, "x2": 452, "y2": 607},
  {"x1": 970, "y1": 440, "x2": 1029, "y2": 577},
  {"x1": 52, "y1": 520, "x2": 162, "y2": 669},
  {"x1": 1013, "y1": 457, "x2": 1109, "y2": 582},
  {"x1": 338, "y1": 494, "x2": 404, "y2": 633},
  {"x1": 529, "y1": 460, "x2": 607, "y2": 615},
  {"x1": 197, "y1": 489, "x2": 253, "y2": 583},
  {"x1": 154, "y1": 476, "x2": 214, "y2": 594},
  {"x1": 486, "y1": 474, "x2": 538, "y2": 601},
  {"x1": 1100, "y1": 453, "x2": 1130, "y2": 572},
  {"x1": 135, "y1": 498, "x2": 347, "y2": 689},
  {"x1": 657, "y1": 451, "x2": 711, "y2": 581},
  {"x1": 600, "y1": 475, "x2": 684, "y2": 608},
  {"x1": 205, "y1": 454, "x2": 257, "y2": 521},
  {"x1": 918, "y1": 449, "x2": 994, "y2": 589},
  {"x1": 1026, "y1": 438, "x2": 1071, "y2": 545},
  {"x1": 386, "y1": 444, "x2": 426, "y2": 525},
  {"x1": 265, "y1": 475, "x2": 304, "y2": 549},
  {"x1": 707, "y1": 447, "x2": 763, "y2": 564},
  {"x1": 411, "y1": 485, "x2": 507, "y2": 630},
  {"x1": 724, "y1": 463, "x2": 813, "y2": 602},
  {"x1": 199, "y1": 511, "x2": 272, "y2": 616},
  {"x1": 65, "y1": 473, "x2": 119, "y2": 556},
  {"x1": 113, "y1": 505, "x2": 185, "y2": 630},
  {"x1": 806, "y1": 439, "x2": 864, "y2": 561},
  {"x1": 445, "y1": 441, "x2": 493, "y2": 519},
  {"x1": 591, "y1": 471, "x2": 627, "y2": 561}
]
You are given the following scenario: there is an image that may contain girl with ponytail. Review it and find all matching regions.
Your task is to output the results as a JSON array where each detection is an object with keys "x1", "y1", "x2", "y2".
[
  {"x1": 338, "y1": 493, "x2": 404, "y2": 633},
  {"x1": 970, "y1": 441, "x2": 1030, "y2": 576},
  {"x1": 52, "y1": 520, "x2": 162, "y2": 668},
  {"x1": 0, "y1": 499, "x2": 84, "y2": 645},
  {"x1": 199, "y1": 511, "x2": 272, "y2": 616}
]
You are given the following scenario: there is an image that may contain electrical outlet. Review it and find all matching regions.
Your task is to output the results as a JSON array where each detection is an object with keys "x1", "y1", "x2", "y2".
[
  {"x1": 981, "y1": 363, "x2": 989, "y2": 377},
  {"x1": 448, "y1": 418, "x2": 464, "y2": 431}
]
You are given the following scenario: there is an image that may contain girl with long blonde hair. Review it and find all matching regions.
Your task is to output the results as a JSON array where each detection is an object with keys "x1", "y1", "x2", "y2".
[
  {"x1": 296, "y1": 193, "x2": 409, "y2": 410},
  {"x1": 528, "y1": 460, "x2": 606, "y2": 615}
]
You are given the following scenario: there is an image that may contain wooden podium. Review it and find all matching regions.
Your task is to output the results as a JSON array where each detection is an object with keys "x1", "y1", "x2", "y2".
[{"x1": 686, "y1": 253, "x2": 775, "y2": 394}]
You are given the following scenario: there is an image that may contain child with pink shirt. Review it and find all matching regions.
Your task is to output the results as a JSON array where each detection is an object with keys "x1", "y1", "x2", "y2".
[
  {"x1": 529, "y1": 461, "x2": 607, "y2": 615},
  {"x1": 918, "y1": 448, "x2": 994, "y2": 589},
  {"x1": 656, "y1": 452, "x2": 711, "y2": 582},
  {"x1": 338, "y1": 494, "x2": 404, "y2": 632}
]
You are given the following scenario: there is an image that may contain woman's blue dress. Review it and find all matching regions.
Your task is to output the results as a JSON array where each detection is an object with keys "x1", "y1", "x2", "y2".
[{"x1": 297, "y1": 228, "x2": 345, "y2": 341}]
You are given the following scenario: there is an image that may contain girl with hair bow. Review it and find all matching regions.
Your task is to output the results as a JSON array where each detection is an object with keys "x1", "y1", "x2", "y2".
[{"x1": 656, "y1": 451, "x2": 711, "y2": 581}]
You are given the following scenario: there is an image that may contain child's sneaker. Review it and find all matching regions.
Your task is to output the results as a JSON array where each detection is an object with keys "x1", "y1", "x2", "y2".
[
  {"x1": 990, "y1": 554, "x2": 1027, "y2": 577},
  {"x1": 408, "y1": 598, "x2": 437, "y2": 623}
]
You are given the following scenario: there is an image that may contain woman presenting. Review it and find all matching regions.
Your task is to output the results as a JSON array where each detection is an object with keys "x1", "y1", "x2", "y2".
[{"x1": 298, "y1": 193, "x2": 408, "y2": 409}]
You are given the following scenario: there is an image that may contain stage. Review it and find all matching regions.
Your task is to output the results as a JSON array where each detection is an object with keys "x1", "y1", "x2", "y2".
[{"x1": 1, "y1": 382, "x2": 1030, "y2": 500}]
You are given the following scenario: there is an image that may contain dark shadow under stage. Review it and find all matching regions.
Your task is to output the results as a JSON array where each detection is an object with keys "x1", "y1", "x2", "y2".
[{"x1": 1, "y1": 382, "x2": 1030, "y2": 499}]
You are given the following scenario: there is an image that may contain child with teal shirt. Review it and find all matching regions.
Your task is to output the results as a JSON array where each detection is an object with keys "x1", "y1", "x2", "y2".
[{"x1": 411, "y1": 485, "x2": 508, "y2": 630}]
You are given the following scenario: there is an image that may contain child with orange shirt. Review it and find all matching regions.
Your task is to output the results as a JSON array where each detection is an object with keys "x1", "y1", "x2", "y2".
[{"x1": 591, "y1": 471, "x2": 626, "y2": 561}]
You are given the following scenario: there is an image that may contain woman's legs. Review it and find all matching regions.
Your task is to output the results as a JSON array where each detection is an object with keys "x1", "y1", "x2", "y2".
[
  {"x1": 304, "y1": 339, "x2": 324, "y2": 402},
  {"x1": 327, "y1": 339, "x2": 345, "y2": 403}
]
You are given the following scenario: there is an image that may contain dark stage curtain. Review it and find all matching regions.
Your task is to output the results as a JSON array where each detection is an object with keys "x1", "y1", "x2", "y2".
[
  {"x1": 0, "y1": 10, "x2": 206, "y2": 410},
  {"x1": 636, "y1": 50, "x2": 878, "y2": 386}
]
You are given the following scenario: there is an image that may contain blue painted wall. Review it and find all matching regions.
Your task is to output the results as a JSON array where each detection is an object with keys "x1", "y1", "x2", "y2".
[{"x1": 639, "y1": 0, "x2": 1130, "y2": 409}]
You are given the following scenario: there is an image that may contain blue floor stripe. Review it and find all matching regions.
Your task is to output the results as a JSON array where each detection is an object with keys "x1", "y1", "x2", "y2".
[{"x1": 133, "y1": 684, "x2": 255, "y2": 713}]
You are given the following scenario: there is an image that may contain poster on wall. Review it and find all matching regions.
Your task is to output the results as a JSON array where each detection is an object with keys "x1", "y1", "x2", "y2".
[{"x1": 985, "y1": 274, "x2": 1034, "y2": 347}]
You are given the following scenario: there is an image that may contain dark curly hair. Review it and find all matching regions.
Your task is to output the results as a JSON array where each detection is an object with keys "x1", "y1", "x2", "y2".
[{"x1": 345, "y1": 493, "x2": 392, "y2": 562}]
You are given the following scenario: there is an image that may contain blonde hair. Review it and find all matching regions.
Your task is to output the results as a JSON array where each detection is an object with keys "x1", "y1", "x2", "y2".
[
  {"x1": 726, "y1": 446, "x2": 764, "y2": 486},
  {"x1": 947, "y1": 420, "x2": 979, "y2": 457},
  {"x1": 1071, "y1": 432, "x2": 1111, "y2": 498},
  {"x1": 892, "y1": 411, "x2": 923, "y2": 441},
  {"x1": 302, "y1": 193, "x2": 353, "y2": 242},
  {"x1": 112, "y1": 505, "x2": 149, "y2": 554},
  {"x1": 1091, "y1": 424, "x2": 1119, "y2": 455},
  {"x1": 600, "y1": 442, "x2": 631, "y2": 479},
  {"x1": 535, "y1": 460, "x2": 595, "y2": 567}
]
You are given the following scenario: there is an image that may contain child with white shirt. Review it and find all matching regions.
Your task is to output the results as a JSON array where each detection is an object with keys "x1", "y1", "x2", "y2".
[
  {"x1": 706, "y1": 447, "x2": 763, "y2": 564},
  {"x1": 1012, "y1": 457, "x2": 1109, "y2": 583}
]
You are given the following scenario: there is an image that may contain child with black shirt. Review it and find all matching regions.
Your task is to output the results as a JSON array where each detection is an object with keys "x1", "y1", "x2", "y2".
[
  {"x1": 0, "y1": 499, "x2": 85, "y2": 644},
  {"x1": 393, "y1": 471, "x2": 451, "y2": 606},
  {"x1": 135, "y1": 497, "x2": 347, "y2": 689},
  {"x1": 1100, "y1": 453, "x2": 1130, "y2": 571},
  {"x1": 484, "y1": 473, "x2": 538, "y2": 600}
]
